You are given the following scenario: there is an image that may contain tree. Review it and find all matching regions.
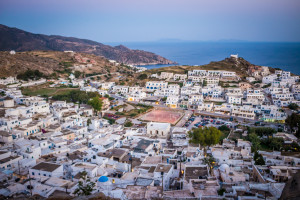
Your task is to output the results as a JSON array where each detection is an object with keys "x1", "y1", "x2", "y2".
[
  {"x1": 17, "y1": 69, "x2": 44, "y2": 81},
  {"x1": 74, "y1": 71, "x2": 81, "y2": 78},
  {"x1": 161, "y1": 97, "x2": 167, "y2": 102},
  {"x1": 250, "y1": 127, "x2": 276, "y2": 137},
  {"x1": 262, "y1": 83, "x2": 271, "y2": 88},
  {"x1": 202, "y1": 80, "x2": 207, "y2": 87},
  {"x1": 188, "y1": 127, "x2": 222, "y2": 155},
  {"x1": 268, "y1": 137, "x2": 284, "y2": 151},
  {"x1": 73, "y1": 171, "x2": 95, "y2": 196},
  {"x1": 137, "y1": 73, "x2": 148, "y2": 80},
  {"x1": 285, "y1": 113, "x2": 300, "y2": 137},
  {"x1": 53, "y1": 91, "x2": 100, "y2": 104},
  {"x1": 88, "y1": 97, "x2": 103, "y2": 115},
  {"x1": 249, "y1": 133, "x2": 261, "y2": 152},
  {"x1": 218, "y1": 125, "x2": 230, "y2": 132},
  {"x1": 124, "y1": 121, "x2": 133, "y2": 127},
  {"x1": 87, "y1": 118, "x2": 92, "y2": 126},
  {"x1": 288, "y1": 103, "x2": 299, "y2": 111},
  {"x1": 254, "y1": 152, "x2": 265, "y2": 165},
  {"x1": 104, "y1": 117, "x2": 115, "y2": 125},
  {"x1": 218, "y1": 188, "x2": 226, "y2": 196}
]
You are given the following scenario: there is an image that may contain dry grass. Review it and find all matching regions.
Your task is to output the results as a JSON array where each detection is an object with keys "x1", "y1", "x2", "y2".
[{"x1": 21, "y1": 83, "x2": 79, "y2": 97}]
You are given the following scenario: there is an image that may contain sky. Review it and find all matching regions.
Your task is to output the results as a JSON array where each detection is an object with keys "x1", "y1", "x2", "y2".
[{"x1": 0, "y1": 0, "x2": 300, "y2": 43}]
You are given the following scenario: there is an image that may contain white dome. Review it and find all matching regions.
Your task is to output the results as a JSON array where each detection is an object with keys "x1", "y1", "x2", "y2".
[{"x1": 219, "y1": 164, "x2": 230, "y2": 173}]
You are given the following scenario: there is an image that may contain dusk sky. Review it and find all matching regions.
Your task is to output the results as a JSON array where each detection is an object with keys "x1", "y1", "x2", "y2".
[{"x1": 0, "y1": 0, "x2": 300, "y2": 43}]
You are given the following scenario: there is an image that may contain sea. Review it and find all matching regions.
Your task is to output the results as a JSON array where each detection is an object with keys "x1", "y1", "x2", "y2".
[{"x1": 110, "y1": 41, "x2": 300, "y2": 75}]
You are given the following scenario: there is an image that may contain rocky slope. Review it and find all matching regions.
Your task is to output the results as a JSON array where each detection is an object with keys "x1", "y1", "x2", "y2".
[
  {"x1": 0, "y1": 51, "x2": 134, "y2": 78},
  {"x1": 146, "y1": 57, "x2": 254, "y2": 77},
  {"x1": 0, "y1": 24, "x2": 175, "y2": 65}
]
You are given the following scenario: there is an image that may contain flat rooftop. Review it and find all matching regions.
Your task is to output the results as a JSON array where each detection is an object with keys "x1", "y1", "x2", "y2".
[
  {"x1": 154, "y1": 164, "x2": 172, "y2": 173},
  {"x1": 31, "y1": 162, "x2": 61, "y2": 172}
]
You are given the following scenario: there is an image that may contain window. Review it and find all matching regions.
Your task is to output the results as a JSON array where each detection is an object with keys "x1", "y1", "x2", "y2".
[{"x1": 32, "y1": 172, "x2": 35, "y2": 175}]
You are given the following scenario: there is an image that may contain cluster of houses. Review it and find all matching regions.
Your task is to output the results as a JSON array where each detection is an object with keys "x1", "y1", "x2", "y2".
[
  {"x1": 0, "y1": 64, "x2": 298, "y2": 199},
  {"x1": 76, "y1": 67, "x2": 299, "y2": 122}
]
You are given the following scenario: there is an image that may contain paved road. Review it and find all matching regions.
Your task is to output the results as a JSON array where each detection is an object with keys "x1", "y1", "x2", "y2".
[{"x1": 175, "y1": 110, "x2": 193, "y2": 127}]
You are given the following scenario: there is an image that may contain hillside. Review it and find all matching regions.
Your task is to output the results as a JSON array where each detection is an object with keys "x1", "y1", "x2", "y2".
[
  {"x1": 0, "y1": 50, "x2": 134, "y2": 78},
  {"x1": 145, "y1": 57, "x2": 253, "y2": 77},
  {"x1": 0, "y1": 24, "x2": 175, "y2": 65}
]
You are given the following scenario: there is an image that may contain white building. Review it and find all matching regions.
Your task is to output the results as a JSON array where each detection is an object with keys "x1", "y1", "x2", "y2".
[
  {"x1": 189, "y1": 94, "x2": 204, "y2": 106},
  {"x1": 112, "y1": 85, "x2": 129, "y2": 94},
  {"x1": 221, "y1": 71, "x2": 236, "y2": 78},
  {"x1": 226, "y1": 94, "x2": 242, "y2": 105},
  {"x1": 0, "y1": 77, "x2": 17, "y2": 85},
  {"x1": 29, "y1": 162, "x2": 64, "y2": 179},
  {"x1": 231, "y1": 105, "x2": 255, "y2": 120},
  {"x1": 160, "y1": 72, "x2": 174, "y2": 80},
  {"x1": 173, "y1": 74, "x2": 187, "y2": 81},
  {"x1": 147, "y1": 122, "x2": 171, "y2": 138},
  {"x1": 205, "y1": 77, "x2": 219, "y2": 86},
  {"x1": 166, "y1": 96, "x2": 179, "y2": 108},
  {"x1": 146, "y1": 81, "x2": 168, "y2": 92},
  {"x1": 100, "y1": 82, "x2": 115, "y2": 90}
]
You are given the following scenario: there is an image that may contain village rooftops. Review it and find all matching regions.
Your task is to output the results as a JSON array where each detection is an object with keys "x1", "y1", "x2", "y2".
[
  {"x1": 148, "y1": 122, "x2": 170, "y2": 130},
  {"x1": 143, "y1": 96, "x2": 160, "y2": 102},
  {"x1": 0, "y1": 151, "x2": 8, "y2": 155},
  {"x1": 98, "y1": 148, "x2": 128, "y2": 159},
  {"x1": 142, "y1": 156, "x2": 162, "y2": 165},
  {"x1": 79, "y1": 104, "x2": 92, "y2": 109},
  {"x1": 172, "y1": 127, "x2": 187, "y2": 134},
  {"x1": 133, "y1": 139, "x2": 153, "y2": 153},
  {"x1": 123, "y1": 185, "x2": 162, "y2": 200},
  {"x1": 67, "y1": 151, "x2": 87, "y2": 161},
  {"x1": 0, "y1": 156, "x2": 20, "y2": 164},
  {"x1": 191, "y1": 179, "x2": 220, "y2": 196},
  {"x1": 60, "y1": 129, "x2": 74, "y2": 135},
  {"x1": 185, "y1": 165, "x2": 208, "y2": 181},
  {"x1": 31, "y1": 162, "x2": 61, "y2": 172},
  {"x1": 186, "y1": 152, "x2": 197, "y2": 158},
  {"x1": 62, "y1": 111, "x2": 77, "y2": 117},
  {"x1": 154, "y1": 164, "x2": 172, "y2": 173},
  {"x1": 163, "y1": 149, "x2": 176, "y2": 154},
  {"x1": 164, "y1": 190, "x2": 195, "y2": 199},
  {"x1": 48, "y1": 124, "x2": 61, "y2": 130},
  {"x1": 73, "y1": 162, "x2": 97, "y2": 170},
  {"x1": 0, "y1": 131, "x2": 11, "y2": 137},
  {"x1": 45, "y1": 176, "x2": 76, "y2": 188},
  {"x1": 0, "y1": 109, "x2": 5, "y2": 117}
]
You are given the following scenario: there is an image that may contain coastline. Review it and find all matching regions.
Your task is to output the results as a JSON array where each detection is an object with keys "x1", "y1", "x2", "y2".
[{"x1": 124, "y1": 41, "x2": 300, "y2": 75}]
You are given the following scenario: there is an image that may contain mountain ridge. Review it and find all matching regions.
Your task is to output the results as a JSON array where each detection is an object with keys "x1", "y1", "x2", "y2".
[{"x1": 0, "y1": 24, "x2": 175, "y2": 65}]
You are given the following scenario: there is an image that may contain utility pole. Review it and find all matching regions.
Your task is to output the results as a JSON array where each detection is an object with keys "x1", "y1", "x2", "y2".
[
  {"x1": 129, "y1": 156, "x2": 133, "y2": 172},
  {"x1": 18, "y1": 160, "x2": 21, "y2": 177},
  {"x1": 29, "y1": 177, "x2": 33, "y2": 196},
  {"x1": 161, "y1": 172, "x2": 164, "y2": 197},
  {"x1": 179, "y1": 155, "x2": 182, "y2": 178},
  {"x1": 65, "y1": 185, "x2": 68, "y2": 194}
]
